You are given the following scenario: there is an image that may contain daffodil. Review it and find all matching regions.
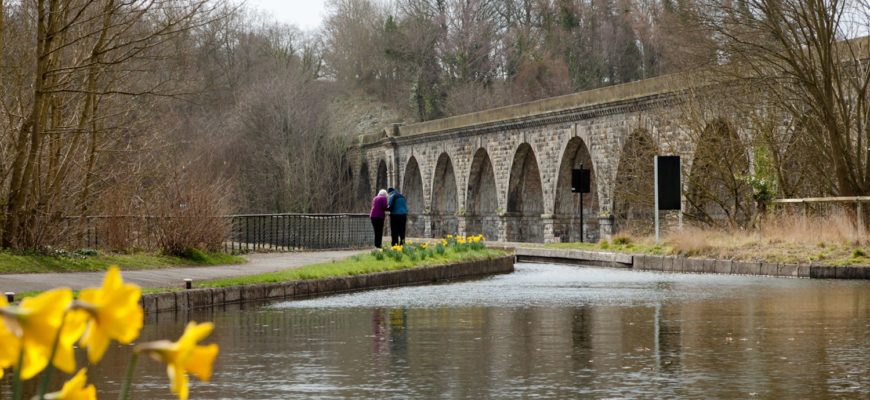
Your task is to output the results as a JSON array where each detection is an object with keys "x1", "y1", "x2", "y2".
[
  {"x1": 78, "y1": 266, "x2": 144, "y2": 363},
  {"x1": 0, "y1": 295, "x2": 20, "y2": 379},
  {"x1": 137, "y1": 321, "x2": 219, "y2": 400},
  {"x1": 0, "y1": 288, "x2": 84, "y2": 379},
  {"x1": 420, "y1": 243, "x2": 428, "y2": 249},
  {"x1": 44, "y1": 368, "x2": 96, "y2": 400},
  {"x1": 446, "y1": 234, "x2": 453, "y2": 239}
]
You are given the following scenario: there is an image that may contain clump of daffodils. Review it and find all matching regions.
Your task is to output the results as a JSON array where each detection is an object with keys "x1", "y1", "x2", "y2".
[
  {"x1": 370, "y1": 234, "x2": 487, "y2": 262},
  {"x1": 0, "y1": 267, "x2": 219, "y2": 400}
]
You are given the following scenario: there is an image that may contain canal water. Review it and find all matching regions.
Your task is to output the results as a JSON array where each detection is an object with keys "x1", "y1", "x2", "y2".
[{"x1": 6, "y1": 263, "x2": 870, "y2": 399}]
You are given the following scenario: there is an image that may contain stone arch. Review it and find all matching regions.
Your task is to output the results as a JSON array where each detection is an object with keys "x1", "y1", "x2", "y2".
[
  {"x1": 613, "y1": 129, "x2": 660, "y2": 235},
  {"x1": 355, "y1": 161, "x2": 373, "y2": 213},
  {"x1": 553, "y1": 137, "x2": 599, "y2": 242},
  {"x1": 431, "y1": 152, "x2": 459, "y2": 236},
  {"x1": 685, "y1": 119, "x2": 753, "y2": 228},
  {"x1": 402, "y1": 156, "x2": 425, "y2": 236},
  {"x1": 507, "y1": 143, "x2": 544, "y2": 242},
  {"x1": 376, "y1": 159, "x2": 389, "y2": 191},
  {"x1": 465, "y1": 148, "x2": 498, "y2": 240}
]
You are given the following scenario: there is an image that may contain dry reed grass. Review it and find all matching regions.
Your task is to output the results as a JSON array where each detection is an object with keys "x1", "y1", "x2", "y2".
[{"x1": 637, "y1": 211, "x2": 869, "y2": 265}]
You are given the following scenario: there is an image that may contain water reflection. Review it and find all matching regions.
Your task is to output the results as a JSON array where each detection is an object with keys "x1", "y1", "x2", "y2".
[{"x1": 1, "y1": 264, "x2": 868, "y2": 399}]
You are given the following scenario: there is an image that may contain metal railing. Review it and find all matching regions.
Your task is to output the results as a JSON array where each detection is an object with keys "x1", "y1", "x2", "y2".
[
  {"x1": 225, "y1": 213, "x2": 373, "y2": 252},
  {"x1": 36, "y1": 213, "x2": 374, "y2": 252},
  {"x1": 772, "y1": 196, "x2": 870, "y2": 235}
]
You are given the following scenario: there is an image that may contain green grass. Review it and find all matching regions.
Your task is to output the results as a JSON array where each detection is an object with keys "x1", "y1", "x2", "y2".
[
  {"x1": 545, "y1": 241, "x2": 672, "y2": 255},
  {"x1": 198, "y1": 247, "x2": 508, "y2": 289},
  {"x1": 0, "y1": 250, "x2": 246, "y2": 274}
]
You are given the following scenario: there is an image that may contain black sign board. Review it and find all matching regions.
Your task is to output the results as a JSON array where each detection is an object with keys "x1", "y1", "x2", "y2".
[
  {"x1": 656, "y1": 156, "x2": 681, "y2": 210},
  {"x1": 571, "y1": 169, "x2": 591, "y2": 193}
]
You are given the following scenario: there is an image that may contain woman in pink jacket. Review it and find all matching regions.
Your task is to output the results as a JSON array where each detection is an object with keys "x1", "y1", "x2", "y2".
[{"x1": 370, "y1": 189, "x2": 388, "y2": 248}]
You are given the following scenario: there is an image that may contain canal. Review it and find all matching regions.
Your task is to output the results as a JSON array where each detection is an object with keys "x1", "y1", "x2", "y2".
[{"x1": 15, "y1": 263, "x2": 870, "y2": 398}]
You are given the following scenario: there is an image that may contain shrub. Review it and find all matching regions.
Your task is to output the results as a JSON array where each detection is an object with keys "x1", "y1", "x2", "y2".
[
  {"x1": 852, "y1": 248, "x2": 866, "y2": 258},
  {"x1": 612, "y1": 235, "x2": 632, "y2": 245},
  {"x1": 182, "y1": 247, "x2": 209, "y2": 263},
  {"x1": 151, "y1": 172, "x2": 231, "y2": 257}
]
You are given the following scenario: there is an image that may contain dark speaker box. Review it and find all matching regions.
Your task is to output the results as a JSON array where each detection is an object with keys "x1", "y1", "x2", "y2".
[
  {"x1": 656, "y1": 156, "x2": 681, "y2": 210},
  {"x1": 572, "y1": 169, "x2": 591, "y2": 193}
]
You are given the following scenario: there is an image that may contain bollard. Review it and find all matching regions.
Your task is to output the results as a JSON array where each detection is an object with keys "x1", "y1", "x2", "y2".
[
  {"x1": 5, "y1": 292, "x2": 14, "y2": 303},
  {"x1": 184, "y1": 279, "x2": 193, "y2": 290}
]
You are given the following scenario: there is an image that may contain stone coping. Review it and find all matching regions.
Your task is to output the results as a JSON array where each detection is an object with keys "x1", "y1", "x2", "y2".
[
  {"x1": 140, "y1": 255, "x2": 515, "y2": 314},
  {"x1": 515, "y1": 248, "x2": 869, "y2": 279},
  {"x1": 515, "y1": 247, "x2": 633, "y2": 268}
]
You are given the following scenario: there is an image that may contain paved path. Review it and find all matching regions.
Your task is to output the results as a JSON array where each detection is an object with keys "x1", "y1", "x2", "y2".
[{"x1": 0, "y1": 250, "x2": 366, "y2": 293}]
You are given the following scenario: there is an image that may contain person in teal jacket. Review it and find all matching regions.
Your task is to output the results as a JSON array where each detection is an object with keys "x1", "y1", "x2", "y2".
[{"x1": 386, "y1": 187, "x2": 408, "y2": 245}]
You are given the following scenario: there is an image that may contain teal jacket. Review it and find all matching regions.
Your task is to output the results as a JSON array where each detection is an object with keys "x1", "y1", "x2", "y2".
[{"x1": 387, "y1": 193, "x2": 408, "y2": 215}]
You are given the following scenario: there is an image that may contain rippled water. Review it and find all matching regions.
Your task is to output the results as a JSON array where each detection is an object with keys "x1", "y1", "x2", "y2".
[{"x1": 4, "y1": 264, "x2": 869, "y2": 399}]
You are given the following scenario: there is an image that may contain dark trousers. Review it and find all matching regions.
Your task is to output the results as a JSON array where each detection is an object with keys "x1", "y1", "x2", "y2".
[
  {"x1": 371, "y1": 217, "x2": 385, "y2": 248},
  {"x1": 390, "y1": 214, "x2": 407, "y2": 246}
]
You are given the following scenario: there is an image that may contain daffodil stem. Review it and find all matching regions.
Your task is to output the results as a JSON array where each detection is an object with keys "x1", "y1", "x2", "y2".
[
  {"x1": 118, "y1": 352, "x2": 139, "y2": 400},
  {"x1": 11, "y1": 349, "x2": 24, "y2": 400},
  {"x1": 37, "y1": 310, "x2": 68, "y2": 400}
]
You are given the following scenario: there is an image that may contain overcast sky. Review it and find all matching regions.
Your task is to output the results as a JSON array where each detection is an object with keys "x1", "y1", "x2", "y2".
[{"x1": 247, "y1": 0, "x2": 329, "y2": 31}]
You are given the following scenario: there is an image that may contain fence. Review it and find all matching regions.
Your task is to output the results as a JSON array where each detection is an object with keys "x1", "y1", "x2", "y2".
[
  {"x1": 49, "y1": 213, "x2": 373, "y2": 252},
  {"x1": 771, "y1": 196, "x2": 870, "y2": 235},
  {"x1": 225, "y1": 213, "x2": 373, "y2": 252}
]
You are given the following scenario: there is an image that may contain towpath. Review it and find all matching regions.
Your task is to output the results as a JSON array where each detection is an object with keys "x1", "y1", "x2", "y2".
[{"x1": 0, "y1": 250, "x2": 366, "y2": 293}]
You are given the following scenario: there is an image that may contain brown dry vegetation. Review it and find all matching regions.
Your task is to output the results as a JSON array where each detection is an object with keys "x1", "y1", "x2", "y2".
[{"x1": 608, "y1": 211, "x2": 870, "y2": 266}]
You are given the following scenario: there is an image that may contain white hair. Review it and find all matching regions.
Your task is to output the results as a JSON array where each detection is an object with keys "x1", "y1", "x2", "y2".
[{"x1": 378, "y1": 189, "x2": 388, "y2": 197}]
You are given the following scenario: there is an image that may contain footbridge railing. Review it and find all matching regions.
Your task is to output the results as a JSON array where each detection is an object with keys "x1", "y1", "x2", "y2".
[{"x1": 226, "y1": 213, "x2": 373, "y2": 252}]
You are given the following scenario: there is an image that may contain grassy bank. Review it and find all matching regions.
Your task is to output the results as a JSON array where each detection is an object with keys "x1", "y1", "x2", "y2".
[
  {"x1": 546, "y1": 216, "x2": 870, "y2": 266},
  {"x1": 0, "y1": 249, "x2": 245, "y2": 274},
  {"x1": 199, "y1": 246, "x2": 507, "y2": 289}
]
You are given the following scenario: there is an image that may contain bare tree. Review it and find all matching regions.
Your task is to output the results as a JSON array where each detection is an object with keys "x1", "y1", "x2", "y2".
[
  {"x1": 698, "y1": 0, "x2": 870, "y2": 197},
  {"x1": 0, "y1": 0, "x2": 228, "y2": 249}
]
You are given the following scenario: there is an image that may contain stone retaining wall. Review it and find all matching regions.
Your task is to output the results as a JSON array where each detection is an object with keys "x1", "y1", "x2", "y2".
[
  {"x1": 515, "y1": 247, "x2": 632, "y2": 268},
  {"x1": 140, "y1": 255, "x2": 515, "y2": 314},
  {"x1": 633, "y1": 254, "x2": 870, "y2": 279},
  {"x1": 515, "y1": 248, "x2": 870, "y2": 279}
]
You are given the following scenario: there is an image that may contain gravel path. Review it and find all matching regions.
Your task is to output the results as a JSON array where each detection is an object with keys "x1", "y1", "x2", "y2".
[{"x1": 0, "y1": 250, "x2": 366, "y2": 293}]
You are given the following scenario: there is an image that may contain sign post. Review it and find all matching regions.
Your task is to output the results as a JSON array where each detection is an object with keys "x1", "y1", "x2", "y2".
[
  {"x1": 654, "y1": 156, "x2": 681, "y2": 243},
  {"x1": 572, "y1": 166, "x2": 591, "y2": 242}
]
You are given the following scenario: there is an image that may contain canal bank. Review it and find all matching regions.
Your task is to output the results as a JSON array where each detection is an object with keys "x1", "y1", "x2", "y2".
[
  {"x1": 140, "y1": 255, "x2": 515, "y2": 313},
  {"x1": 515, "y1": 247, "x2": 870, "y2": 279}
]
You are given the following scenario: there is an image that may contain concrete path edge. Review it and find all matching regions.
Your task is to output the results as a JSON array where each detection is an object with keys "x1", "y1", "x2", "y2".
[{"x1": 141, "y1": 255, "x2": 515, "y2": 314}]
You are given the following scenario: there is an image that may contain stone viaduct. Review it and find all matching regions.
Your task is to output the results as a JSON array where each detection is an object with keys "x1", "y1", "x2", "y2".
[{"x1": 353, "y1": 73, "x2": 724, "y2": 243}]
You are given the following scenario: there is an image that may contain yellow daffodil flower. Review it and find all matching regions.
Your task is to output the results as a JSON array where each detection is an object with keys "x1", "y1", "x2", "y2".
[
  {"x1": 446, "y1": 234, "x2": 453, "y2": 239},
  {"x1": 137, "y1": 321, "x2": 219, "y2": 400},
  {"x1": 0, "y1": 296, "x2": 20, "y2": 379},
  {"x1": 45, "y1": 368, "x2": 96, "y2": 400},
  {"x1": 78, "y1": 266, "x2": 144, "y2": 363},
  {"x1": 406, "y1": 240, "x2": 413, "y2": 245},
  {"x1": 420, "y1": 243, "x2": 428, "y2": 249},
  {"x1": 0, "y1": 288, "x2": 85, "y2": 379},
  {"x1": 440, "y1": 239, "x2": 448, "y2": 246}
]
